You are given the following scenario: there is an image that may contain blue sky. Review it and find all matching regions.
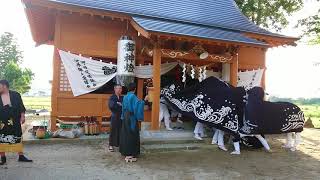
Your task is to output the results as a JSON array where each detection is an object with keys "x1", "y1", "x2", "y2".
[{"x1": 0, "y1": 0, "x2": 319, "y2": 98}]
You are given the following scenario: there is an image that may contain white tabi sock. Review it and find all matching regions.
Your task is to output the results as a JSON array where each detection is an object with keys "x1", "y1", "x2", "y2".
[
  {"x1": 291, "y1": 132, "x2": 302, "y2": 151},
  {"x1": 284, "y1": 133, "x2": 294, "y2": 149},
  {"x1": 231, "y1": 142, "x2": 240, "y2": 155},
  {"x1": 211, "y1": 129, "x2": 219, "y2": 144},
  {"x1": 217, "y1": 130, "x2": 227, "y2": 151}
]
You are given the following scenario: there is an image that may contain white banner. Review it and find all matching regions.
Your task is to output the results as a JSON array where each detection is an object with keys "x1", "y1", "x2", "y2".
[
  {"x1": 59, "y1": 50, "x2": 265, "y2": 96},
  {"x1": 59, "y1": 50, "x2": 117, "y2": 96},
  {"x1": 237, "y1": 69, "x2": 264, "y2": 90},
  {"x1": 135, "y1": 62, "x2": 178, "y2": 78}
]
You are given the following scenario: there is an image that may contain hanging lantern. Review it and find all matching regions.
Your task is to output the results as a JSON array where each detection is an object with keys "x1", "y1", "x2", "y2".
[{"x1": 116, "y1": 36, "x2": 136, "y2": 87}]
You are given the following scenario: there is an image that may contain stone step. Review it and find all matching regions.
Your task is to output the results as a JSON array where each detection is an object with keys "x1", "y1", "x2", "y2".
[{"x1": 142, "y1": 143, "x2": 203, "y2": 153}]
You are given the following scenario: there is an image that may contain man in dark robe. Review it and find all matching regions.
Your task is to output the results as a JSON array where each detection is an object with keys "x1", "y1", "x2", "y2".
[
  {"x1": 108, "y1": 84, "x2": 123, "y2": 152},
  {"x1": 0, "y1": 80, "x2": 32, "y2": 165},
  {"x1": 119, "y1": 83, "x2": 144, "y2": 162}
]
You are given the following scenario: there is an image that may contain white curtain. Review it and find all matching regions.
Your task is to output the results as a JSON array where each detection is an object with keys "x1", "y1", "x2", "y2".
[
  {"x1": 59, "y1": 51, "x2": 265, "y2": 96},
  {"x1": 237, "y1": 69, "x2": 264, "y2": 90},
  {"x1": 59, "y1": 50, "x2": 117, "y2": 96},
  {"x1": 205, "y1": 71, "x2": 221, "y2": 79},
  {"x1": 135, "y1": 62, "x2": 178, "y2": 78}
]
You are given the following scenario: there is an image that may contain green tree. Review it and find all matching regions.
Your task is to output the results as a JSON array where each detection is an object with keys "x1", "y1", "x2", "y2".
[
  {"x1": 0, "y1": 32, "x2": 34, "y2": 94},
  {"x1": 297, "y1": 9, "x2": 320, "y2": 44},
  {"x1": 235, "y1": 0, "x2": 304, "y2": 31}
]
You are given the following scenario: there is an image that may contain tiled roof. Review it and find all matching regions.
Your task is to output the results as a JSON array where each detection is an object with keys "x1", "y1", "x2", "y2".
[
  {"x1": 133, "y1": 16, "x2": 268, "y2": 46},
  {"x1": 46, "y1": 0, "x2": 294, "y2": 45}
]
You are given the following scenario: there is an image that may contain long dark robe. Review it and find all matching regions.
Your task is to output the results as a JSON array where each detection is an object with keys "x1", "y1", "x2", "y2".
[
  {"x1": 241, "y1": 87, "x2": 305, "y2": 135},
  {"x1": 0, "y1": 91, "x2": 26, "y2": 144},
  {"x1": 108, "y1": 94, "x2": 123, "y2": 147},
  {"x1": 119, "y1": 92, "x2": 144, "y2": 157}
]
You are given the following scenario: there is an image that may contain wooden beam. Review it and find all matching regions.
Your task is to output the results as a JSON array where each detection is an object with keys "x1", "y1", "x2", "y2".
[
  {"x1": 142, "y1": 48, "x2": 234, "y2": 63},
  {"x1": 130, "y1": 20, "x2": 151, "y2": 39},
  {"x1": 150, "y1": 33, "x2": 268, "y2": 48},
  {"x1": 230, "y1": 54, "x2": 239, "y2": 86},
  {"x1": 151, "y1": 43, "x2": 161, "y2": 130},
  {"x1": 243, "y1": 32, "x2": 299, "y2": 47},
  {"x1": 26, "y1": 0, "x2": 130, "y2": 20}
]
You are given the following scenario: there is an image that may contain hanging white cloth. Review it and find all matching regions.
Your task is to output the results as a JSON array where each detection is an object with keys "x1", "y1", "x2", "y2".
[
  {"x1": 237, "y1": 69, "x2": 264, "y2": 90},
  {"x1": 59, "y1": 50, "x2": 117, "y2": 96},
  {"x1": 135, "y1": 62, "x2": 178, "y2": 78},
  {"x1": 205, "y1": 71, "x2": 222, "y2": 79}
]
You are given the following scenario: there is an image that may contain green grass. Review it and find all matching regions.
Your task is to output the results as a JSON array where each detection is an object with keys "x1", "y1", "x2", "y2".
[
  {"x1": 23, "y1": 96, "x2": 51, "y2": 110},
  {"x1": 299, "y1": 104, "x2": 320, "y2": 128}
]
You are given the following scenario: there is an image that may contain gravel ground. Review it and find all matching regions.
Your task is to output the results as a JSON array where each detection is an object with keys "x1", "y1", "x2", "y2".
[{"x1": 1, "y1": 128, "x2": 319, "y2": 180}]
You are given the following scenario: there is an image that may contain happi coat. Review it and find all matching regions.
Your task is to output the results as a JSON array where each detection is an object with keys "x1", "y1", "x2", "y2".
[{"x1": 119, "y1": 92, "x2": 144, "y2": 157}]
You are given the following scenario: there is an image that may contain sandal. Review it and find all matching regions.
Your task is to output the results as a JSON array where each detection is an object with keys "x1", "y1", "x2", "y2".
[
  {"x1": 125, "y1": 156, "x2": 137, "y2": 163},
  {"x1": 108, "y1": 147, "x2": 114, "y2": 152}
]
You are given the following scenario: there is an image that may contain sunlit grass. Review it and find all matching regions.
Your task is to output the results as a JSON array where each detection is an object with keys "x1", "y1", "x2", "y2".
[
  {"x1": 23, "y1": 96, "x2": 51, "y2": 110},
  {"x1": 299, "y1": 105, "x2": 320, "y2": 128}
]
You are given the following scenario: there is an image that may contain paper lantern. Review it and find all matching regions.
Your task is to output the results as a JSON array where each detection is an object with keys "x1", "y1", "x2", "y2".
[{"x1": 116, "y1": 36, "x2": 136, "y2": 86}]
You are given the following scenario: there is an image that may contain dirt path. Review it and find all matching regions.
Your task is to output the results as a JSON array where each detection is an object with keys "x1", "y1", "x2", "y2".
[{"x1": 1, "y1": 128, "x2": 319, "y2": 180}]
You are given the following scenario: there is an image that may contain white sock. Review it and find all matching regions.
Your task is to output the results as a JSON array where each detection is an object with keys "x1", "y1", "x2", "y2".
[
  {"x1": 255, "y1": 135, "x2": 271, "y2": 151},
  {"x1": 231, "y1": 142, "x2": 240, "y2": 155},
  {"x1": 285, "y1": 133, "x2": 293, "y2": 148},
  {"x1": 292, "y1": 132, "x2": 302, "y2": 151},
  {"x1": 212, "y1": 130, "x2": 219, "y2": 144},
  {"x1": 217, "y1": 130, "x2": 225, "y2": 146}
]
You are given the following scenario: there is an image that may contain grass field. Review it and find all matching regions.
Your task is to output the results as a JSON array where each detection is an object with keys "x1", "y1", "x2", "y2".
[
  {"x1": 23, "y1": 96, "x2": 51, "y2": 110},
  {"x1": 299, "y1": 104, "x2": 320, "y2": 128},
  {"x1": 22, "y1": 96, "x2": 320, "y2": 128}
]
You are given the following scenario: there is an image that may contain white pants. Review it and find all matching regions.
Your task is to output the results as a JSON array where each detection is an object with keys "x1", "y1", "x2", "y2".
[
  {"x1": 194, "y1": 122, "x2": 204, "y2": 136},
  {"x1": 212, "y1": 129, "x2": 225, "y2": 146},
  {"x1": 159, "y1": 103, "x2": 171, "y2": 129}
]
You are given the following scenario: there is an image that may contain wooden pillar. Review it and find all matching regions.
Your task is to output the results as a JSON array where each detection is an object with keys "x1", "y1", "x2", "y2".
[
  {"x1": 230, "y1": 54, "x2": 239, "y2": 87},
  {"x1": 261, "y1": 48, "x2": 267, "y2": 89},
  {"x1": 151, "y1": 43, "x2": 161, "y2": 130},
  {"x1": 50, "y1": 49, "x2": 59, "y2": 131},
  {"x1": 50, "y1": 13, "x2": 62, "y2": 132},
  {"x1": 137, "y1": 59, "x2": 145, "y2": 99}
]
